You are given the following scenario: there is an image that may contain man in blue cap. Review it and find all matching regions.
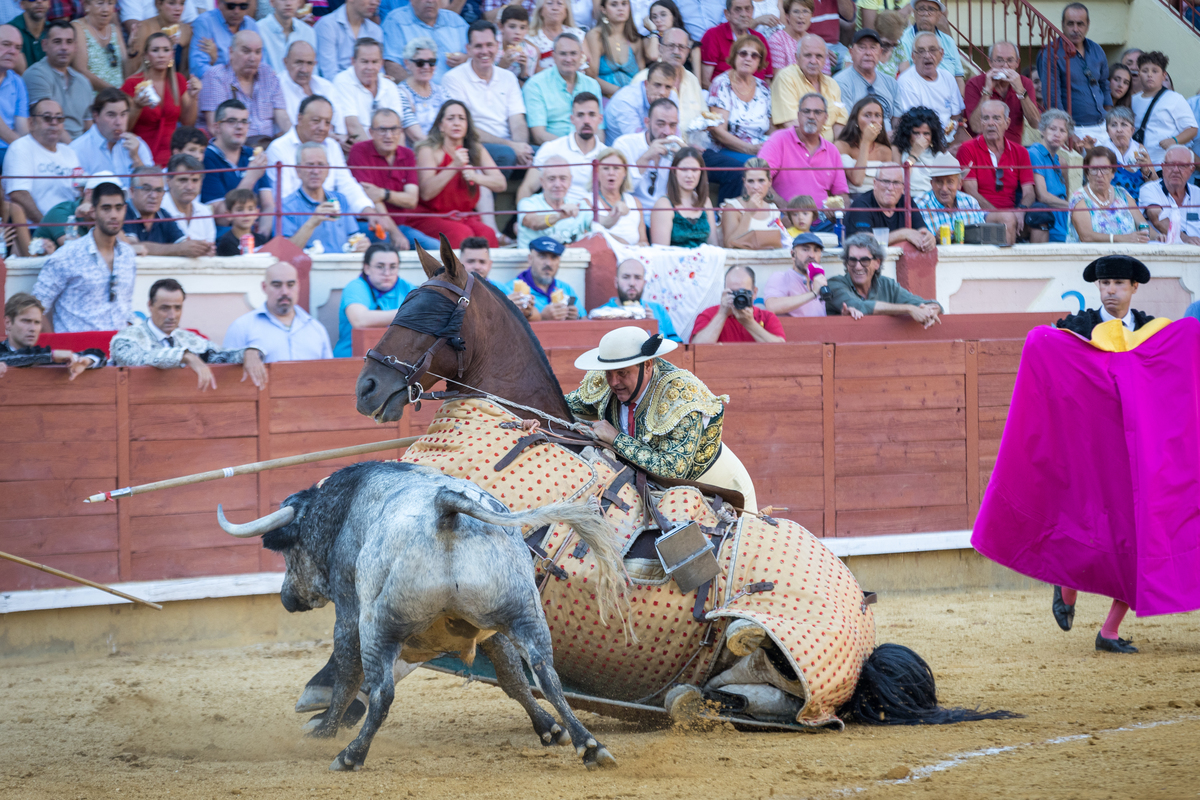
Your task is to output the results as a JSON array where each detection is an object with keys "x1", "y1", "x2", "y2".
[
  {"x1": 762, "y1": 233, "x2": 830, "y2": 318},
  {"x1": 498, "y1": 236, "x2": 580, "y2": 321}
]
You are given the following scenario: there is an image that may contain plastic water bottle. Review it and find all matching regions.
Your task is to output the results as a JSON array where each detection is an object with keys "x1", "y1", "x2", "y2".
[
  {"x1": 65, "y1": 215, "x2": 80, "y2": 241},
  {"x1": 833, "y1": 210, "x2": 844, "y2": 246}
]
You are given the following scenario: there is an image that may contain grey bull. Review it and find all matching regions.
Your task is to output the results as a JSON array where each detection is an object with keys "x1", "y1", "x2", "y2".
[{"x1": 216, "y1": 460, "x2": 630, "y2": 771}]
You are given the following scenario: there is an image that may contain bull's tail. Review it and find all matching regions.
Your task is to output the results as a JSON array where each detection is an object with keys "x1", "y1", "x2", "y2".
[{"x1": 439, "y1": 491, "x2": 635, "y2": 644}]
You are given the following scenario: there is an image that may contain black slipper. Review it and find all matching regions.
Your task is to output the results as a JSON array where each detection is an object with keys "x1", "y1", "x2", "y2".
[
  {"x1": 1095, "y1": 630, "x2": 1138, "y2": 654},
  {"x1": 1052, "y1": 585, "x2": 1075, "y2": 632}
]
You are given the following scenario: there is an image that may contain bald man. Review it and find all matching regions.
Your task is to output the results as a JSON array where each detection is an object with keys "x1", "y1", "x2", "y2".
[
  {"x1": 223, "y1": 262, "x2": 333, "y2": 362},
  {"x1": 198, "y1": 30, "x2": 291, "y2": 140},
  {"x1": 280, "y1": 41, "x2": 344, "y2": 137},
  {"x1": 190, "y1": 0, "x2": 261, "y2": 78}
]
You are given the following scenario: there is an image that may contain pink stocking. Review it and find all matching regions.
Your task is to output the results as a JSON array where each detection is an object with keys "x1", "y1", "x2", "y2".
[
  {"x1": 1101, "y1": 600, "x2": 1130, "y2": 639},
  {"x1": 1061, "y1": 587, "x2": 1078, "y2": 605}
]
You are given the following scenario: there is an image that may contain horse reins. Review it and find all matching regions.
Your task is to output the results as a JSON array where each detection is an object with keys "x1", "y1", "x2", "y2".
[{"x1": 364, "y1": 272, "x2": 476, "y2": 410}]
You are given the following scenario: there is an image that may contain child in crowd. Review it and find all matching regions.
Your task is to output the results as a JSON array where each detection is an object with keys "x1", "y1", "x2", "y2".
[
  {"x1": 783, "y1": 195, "x2": 816, "y2": 239},
  {"x1": 498, "y1": 5, "x2": 538, "y2": 84},
  {"x1": 217, "y1": 189, "x2": 271, "y2": 256},
  {"x1": 170, "y1": 126, "x2": 209, "y2": 162}
]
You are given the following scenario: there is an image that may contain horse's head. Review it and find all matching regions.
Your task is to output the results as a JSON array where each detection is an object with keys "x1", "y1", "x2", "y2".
[{"x1": 355, "y1": 235, "x2": 476, "y2": 423}]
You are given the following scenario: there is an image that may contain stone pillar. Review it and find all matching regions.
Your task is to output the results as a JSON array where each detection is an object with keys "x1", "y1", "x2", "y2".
[{"x1": 895, "y1": 241, "x2": 938, "y2": 302}]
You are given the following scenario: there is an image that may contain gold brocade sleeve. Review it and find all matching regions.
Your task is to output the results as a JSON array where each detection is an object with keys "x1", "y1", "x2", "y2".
[
  {"x1": 611, "y1": 409, "x2": 713, "y2": 480},
  {"x1": 565, "y1": 389, "x2": 600, "y2": 421}
]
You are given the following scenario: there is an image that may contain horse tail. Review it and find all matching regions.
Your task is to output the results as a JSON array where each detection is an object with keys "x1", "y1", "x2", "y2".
[
  {"x1": 445, "y1": 493, "x2": 636, "y2": 644},
  {"x1": 839, "y1": 643, "x2": 1021, "y2": 725}
]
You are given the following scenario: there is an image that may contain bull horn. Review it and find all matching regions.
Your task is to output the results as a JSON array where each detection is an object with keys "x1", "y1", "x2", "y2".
[{"x1": 217, "y1": 504, "x2": 296, "y2": 538}]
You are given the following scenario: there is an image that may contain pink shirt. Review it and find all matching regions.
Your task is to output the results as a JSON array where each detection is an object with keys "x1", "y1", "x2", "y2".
[
  {"x1": 758, "y1": 127, "x2": 848, "y2": 204},
  {"x1": 762, "y1": 268, "x2": 827, "y2": 317}
]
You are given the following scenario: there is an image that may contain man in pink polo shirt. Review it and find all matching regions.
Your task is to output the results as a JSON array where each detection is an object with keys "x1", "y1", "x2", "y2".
[
  {"x1": 759, "y1": 92, "x2": 849, "y2": 229},
  {"x1": 956, "y1": 99, "x2": 1033, "y2": 244}
]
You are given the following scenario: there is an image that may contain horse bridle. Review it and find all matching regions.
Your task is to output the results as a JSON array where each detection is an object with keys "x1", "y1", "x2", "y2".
[{"x1": 364, "y1": 271, "x2": 476, "y2": 406}]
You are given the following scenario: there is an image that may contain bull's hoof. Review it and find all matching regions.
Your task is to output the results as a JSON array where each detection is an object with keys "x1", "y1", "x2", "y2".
[
  {"x1": 582, "y1": 743, "x2": 617, "y2": 770},
  {"x1": 329, "y1": 753, "x2": 363, "y2": 772},
  {"x1": 304, "y1": 716, "x2": 339, "y2": 738},
  {"x1": 540, "y1": 724, "x2": 570, "y2": 747},
  {"x1": 295, "y1": 685, "x2": 332, "y2": 713}
]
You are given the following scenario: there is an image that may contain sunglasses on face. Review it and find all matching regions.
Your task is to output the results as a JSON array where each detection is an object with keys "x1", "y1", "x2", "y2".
[
  {"x1": 410, "y1": 58, "x2": 436, "y2": 68},
  {"x1": 844, "y1": 257, "x2": 877, "y2": 267},
  {"x1": 736, "y1": 50, "x2": 759, "y2": 59},
  {"x1": 35, "y1": 113, "x2": 66, "y2": 124},
  {"x1": 225, "y1": 2, "x2": 250, "y2": 8}
]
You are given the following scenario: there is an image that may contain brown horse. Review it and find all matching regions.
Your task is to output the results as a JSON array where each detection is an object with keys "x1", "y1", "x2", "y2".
[{"x1": 356, "y1": 236, "x2": 574, "y2": 428}]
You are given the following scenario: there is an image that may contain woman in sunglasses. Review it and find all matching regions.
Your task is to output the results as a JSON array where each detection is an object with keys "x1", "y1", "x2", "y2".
[
  {"x1": 72, "y1": 0, "x2": 126, "y2": 91},
  {"x1": 396, "y1": 38, "x2": 448, "y2": 141}
]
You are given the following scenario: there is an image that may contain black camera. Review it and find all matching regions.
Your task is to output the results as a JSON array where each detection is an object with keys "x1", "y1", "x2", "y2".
[{"x1": 731, "y1": 289, "x2": 754, "y2": 310}]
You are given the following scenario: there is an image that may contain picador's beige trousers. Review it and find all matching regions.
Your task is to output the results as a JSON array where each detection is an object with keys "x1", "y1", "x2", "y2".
[{"x1": 700, "y1": 444, "x2": 758, "y2": 513}]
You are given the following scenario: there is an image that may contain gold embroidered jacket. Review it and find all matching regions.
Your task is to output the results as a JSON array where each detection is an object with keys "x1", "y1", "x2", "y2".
[{"x1": 564, "y1": 359, "x2": 727, "y2": 480}]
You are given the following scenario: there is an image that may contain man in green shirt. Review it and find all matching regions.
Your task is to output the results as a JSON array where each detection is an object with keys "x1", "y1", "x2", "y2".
[
  {"x1": 11, "y1": 0, "x2": 48, "y2": 69},
  {"x1": 825, "y1": 231, "x2": 943, "y2": 327}
]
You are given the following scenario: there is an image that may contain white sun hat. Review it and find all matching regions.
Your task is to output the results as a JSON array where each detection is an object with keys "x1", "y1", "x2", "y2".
[{"x1": 574, "y1": 326, "x2": 678, "y2": 371}]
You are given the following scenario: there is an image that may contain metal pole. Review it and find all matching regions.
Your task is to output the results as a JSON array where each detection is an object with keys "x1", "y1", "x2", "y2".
[
  {"x1": 592, "y1": 158, "x2": 600, "y2": 223},
  {"x1": 273, "y1": 161, "x2": 283, "y2": 238},
  {"x1": 903, "y1": 161, "x2": 912, "y2": 230}
]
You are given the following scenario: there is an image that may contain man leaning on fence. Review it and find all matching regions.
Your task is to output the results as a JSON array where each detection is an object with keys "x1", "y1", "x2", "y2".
[
  {"x1": 224, "y1": 262, "x2": 333, "y2": 362},
  {"x1": 825, "y1": 232, "x2": 942, "y2": 327},
  {"x1": 0, "y1": 293, "x2": 103, "y2": 380},
  {"x1": 111, "y1": 279, "x2": 268, "y2": 390}
]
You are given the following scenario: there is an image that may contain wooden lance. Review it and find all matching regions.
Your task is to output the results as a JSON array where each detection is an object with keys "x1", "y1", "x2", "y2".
[
  {"x1": 83, "y1": 436, "x2": 423, "y2": 504},
  {"x1": 0, "y1": 551, "x2": 163, "y2": 609}
]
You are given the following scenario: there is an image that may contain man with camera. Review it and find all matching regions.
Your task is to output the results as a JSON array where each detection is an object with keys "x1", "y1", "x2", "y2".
[
  {"x1": 690, "y1": 266, "x2": 786, "y2": 344},
  {"x1": 762, "y1": 233, "x2": 829, "y2": 317}
]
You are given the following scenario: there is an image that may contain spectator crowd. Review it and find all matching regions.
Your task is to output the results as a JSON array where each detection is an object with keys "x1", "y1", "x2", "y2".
[{"x1": 3, "y1": 0, "x2": 1200, "y2": 361}]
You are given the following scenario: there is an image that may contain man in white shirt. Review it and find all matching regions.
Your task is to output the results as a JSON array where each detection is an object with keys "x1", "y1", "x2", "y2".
[
  {"x1": 2, "y1": 99, "x2": 81, "y2": 223},
  {"x1": 604, "y1": 62, "x2": 676, "y2": 145},
  {"x1": 258, "y1": 0, "x2": 317, "y2": 75},
  {"x1": 264, "y1": 94, "x2": 407, "y2": 245},
  {"x1": 613, "y1": 97, "x2": 679, "y2": 225},
  {"x1": 1138, "y1": 145, "x2": 1200, "y2": 245},
  {"x1": 279, "y1": 41, "x2": 345, "y2": 139},
  {"x1": 332, "y1": 37, "x2": 411, "y2": 147},
  {"x1": 442, "y1": 20, "x2": 533, "y2": 168},
  {"x1": 517, "y1": 92, "x2": 602, "y2": 206},
  {"x1": 161, "y1": 153, "x2": 217, "y2": 247},
  {"x1": 1130, "y1": 50, "x2": 1198, "y2": 165},
  {"x1": 894, "y1": 32, "x2": 964, "y2": 143}
]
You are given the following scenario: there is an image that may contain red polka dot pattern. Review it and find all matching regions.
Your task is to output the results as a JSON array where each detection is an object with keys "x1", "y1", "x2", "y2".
[{"x1": 402, "y1": 399, "x2": 875, "y2": 719}]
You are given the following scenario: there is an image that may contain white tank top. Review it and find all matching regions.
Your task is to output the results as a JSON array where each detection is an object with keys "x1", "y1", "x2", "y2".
[
  {"x1": 722, "y1": 198, "x2": 781, "y2": 230},
  {"x1": 598, "y1": 193, "x2": 642, "y2": 245}
]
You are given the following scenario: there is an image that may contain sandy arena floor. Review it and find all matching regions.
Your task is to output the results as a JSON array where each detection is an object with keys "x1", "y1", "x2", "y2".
[{"x1": 2, "y1": 588, "x2": 1198, "y2": 800}]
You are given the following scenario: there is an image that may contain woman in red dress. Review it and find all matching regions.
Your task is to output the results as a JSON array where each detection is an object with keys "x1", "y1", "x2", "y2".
[
  {"x1": 412, "y1": 100, "x2": 507, "y2": 247},
  {"x1": 122, "y1": 32, "x2": 199, "y2": 166}
]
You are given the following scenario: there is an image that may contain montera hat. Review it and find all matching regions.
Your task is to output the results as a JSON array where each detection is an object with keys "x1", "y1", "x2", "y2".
[
  {"x1": 1082, "y1": 255, "x2": 1151, "y2": 284},
  {"x1": 574, "y1": 326, "x2": 679, "y2": 371}
]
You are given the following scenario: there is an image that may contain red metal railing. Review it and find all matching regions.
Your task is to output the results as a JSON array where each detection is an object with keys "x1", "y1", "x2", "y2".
[
  {"x1": 1147, "y1": 0, "x2": 1200, "y2": 36},
  {"x1": 941, "y1": 0, "x2": 1074, "y2": 115}
]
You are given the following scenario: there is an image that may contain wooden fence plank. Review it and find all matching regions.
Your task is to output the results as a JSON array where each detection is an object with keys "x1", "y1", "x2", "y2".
[
  {"x1": 0, "y1": 441, "x2": 116, "y2": 481},
  {"x1": 703, "y1": 377, "x2": 823, "y2": 413},
  {"x1": 130, "y1": 437, "x2": 259, "y2": 483},
  {"x1": 720, "y1": 409, "x2": 824, "y2": 445},
  {"x1": 269, "y1": 430, "x2": 407, "y2": 461},
  {"x1": 130, "y1": 511, "x2": 247, "y2": 552},
  {"x1": 116, "y1": 370, "x2": 131, "y2": 582},
  {"x1": 270, "y1": 395, "x2": 379, "y2": 434},
  {"x1": 965, "y1": 341, "x2": 980, "y2": 524},
  {"x1": 131, "y1": 545, "x2": 264, "y2": 582},
  {"x1": 256, "y1": 374, "x2": 272, "y2": 570},
  {"x1": 127, "y1": 364, "x2": 257, "y2": 404},
  {"x1": 979, "y1": 406, "x2": 1009, "y2": 440},
  {"x1": 0, "y1": 552, "x2": 119, "y2": 591},
  {"x1": 129, "y1": 402, "x2": 258, "y2": 441},
  {"x1": 0, "y1": 404, "x2": 117, "y2": 442},
  {"x1": 822, "y1": 343, "x2": 834, "y2": 537},
  {"x1": 126, "y1": 475, "x2": 258, "y2": 518},
  {"x1": 691, "y1": 342, "x2": 824, "y2": 378},
  {"x1": 979, "y1": 373, "x2": 1018, "y2": 407},
  {"x1": 0, "y1": 366, "x2": 115, "y2": 406},
  {"x1": 978, "y1": 339, "x2": 1026, "y2": 374},
  {"x1": 268, "y1": 360, "x2": 368, "y2": 398},
  {"x1": 834, "y1": 408, "x2": 966, "y2": 443},
  {"x1": 834, "y1": 376, "x2": 966, "y2": 412},
  {"x1": 750, "y1": 475, "x2": 825, "y2": 512},
  {"x1": 834, "y1": 441, "x2": 966, "y2": 476},
  {"x1": 836, "y1": 505, "x2": 969, "y2": 537},
  {"x1": 0, "y1": 480, "x2": 116, "y2": 519},
  {"x1": 0, "y1": 517, "x2": 118, "y2": 558},
  {"x1": 835, "y1": 471, "x2": 965, "y2": 510},
  {"x1": 835, "y1": 341, "x2": 966, "y2": 378}
]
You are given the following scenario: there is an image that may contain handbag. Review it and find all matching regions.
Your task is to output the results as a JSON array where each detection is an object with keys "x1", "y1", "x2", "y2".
[{"x1": 1132, "y1": 88, "x2": 1166, "y2": 145}]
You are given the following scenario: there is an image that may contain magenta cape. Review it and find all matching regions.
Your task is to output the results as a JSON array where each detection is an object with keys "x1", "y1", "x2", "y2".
[{"x1": 971, "y1": 319, "x2": 1200, "y2": 616}]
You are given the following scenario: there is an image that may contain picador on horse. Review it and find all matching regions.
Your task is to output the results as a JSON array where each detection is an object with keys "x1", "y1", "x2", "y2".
[{"x1": 216, "y1": 236, "x2": 1014, "y2": 755}]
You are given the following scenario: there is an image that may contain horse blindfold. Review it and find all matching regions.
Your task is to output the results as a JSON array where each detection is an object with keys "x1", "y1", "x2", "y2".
[{"x1": 390, "y1": 288, "x2": 468, "y2": 352}]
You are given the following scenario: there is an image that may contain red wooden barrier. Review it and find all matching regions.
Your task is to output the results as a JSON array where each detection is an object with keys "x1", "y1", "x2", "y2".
[{"x1": 0, "y1": 313, "x2": 1060, "y2": 594}]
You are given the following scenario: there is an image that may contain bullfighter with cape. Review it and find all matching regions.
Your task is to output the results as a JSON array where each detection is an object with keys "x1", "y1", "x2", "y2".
[{"x1": 972, "y1": 255, "x2": 1200, "y2": 654}]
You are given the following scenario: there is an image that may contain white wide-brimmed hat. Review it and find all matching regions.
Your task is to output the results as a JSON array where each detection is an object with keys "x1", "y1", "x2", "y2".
[{"x1": 574, "y1": 326, "x2": 678, "y2": 371}]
